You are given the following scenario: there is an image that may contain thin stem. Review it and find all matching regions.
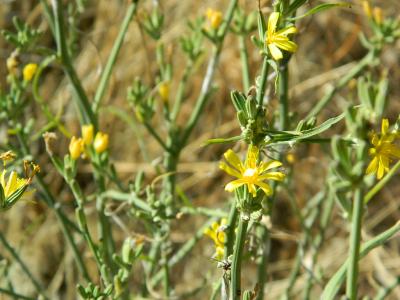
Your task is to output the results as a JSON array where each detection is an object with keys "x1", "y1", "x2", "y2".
[
  {"x1": 305, "y1": 51, "x2": 375, "y2": 121},
  {"x1": 229, "y1": 214, "x2": 249, "y2": 300},
  {"x1": 50, "y1": 0, "x2": 97, "y2": 128},
  {"x1": 346, "y1": 188, "x2": 364, "y2": 300},
  {"x1": 224, "y1": 202, "x2": 238, "y2": 258},
  {"x1": 144, "y1": 122, "x2": 169, "y2": 151},
  {"x1": 364, "y1": 160, "x2": 400, "y2": 204},
  {"x1": 278, "y1": 62, "x2": 289, "y2": 130},
  {"x1": 92, "y1": 1, "x2": 138, "y2": 112},
  {"x1": 171, "y1": 61, "x2": 193, "y2": 122},
  {"x1": 374, "y1": 276, "x2": 400, "y2": 300},
  {"x1": 239, "y1": 35, "x2": 250, "y2": 91},
  {"x1": 15, "y1": 130, "x2": 90, "y2": 281},
  {"x1": 0, "y1": 232, "x2": 47, "y2": 299},
  {"x1": 256, "y1": 57, "x2": 269, "y2": 106},
  {"x1": 180, "y1": 0, "x2": 238, "y2": 147}
]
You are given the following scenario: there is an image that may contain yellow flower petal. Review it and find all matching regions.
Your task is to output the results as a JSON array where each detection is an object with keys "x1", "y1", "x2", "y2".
[
  {"x1": 268, "y1": 12, "x2": 280, "y2": 35},
  {"x1": 268, "y1": 43, "x2": 283, "y2": 60},
  {"x1": 225, "y1": 179, "x2": 246, "y2": 192},
  {"x1": 219, "y1": 162, "x2": 241, "y2": 178},
  {"x1": 276, "y1": 26, "x2": 297, "y2": 36},
  {"x1": 224, "y1": 149, "x2": 244, "y2": 172},
  {"x1": 255, "y1": 181, "x2": 273, "y2": 196},
  {"x1": 258, "y1": 171, "x2": 285, "y2": 181},
  {"x1": 245, "y1": 145, "x2": 259, "y2": 169},
  {"x1": 273, "y1": 39, "x2": 298, "y2": 52},
  {"x1": 366, "y1": 156, "x2": 378, "y2": 175},
  {"x1": 259, "y1": 160, "x2": 282, "y2": 173},
  {"x1": 381, "y1": 118, "x2": 389, "y2": 135}
]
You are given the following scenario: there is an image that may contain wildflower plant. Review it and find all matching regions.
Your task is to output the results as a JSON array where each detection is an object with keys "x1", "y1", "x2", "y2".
[{"x1": 1, "y1": 1, "x2": 400, "y2": 300}]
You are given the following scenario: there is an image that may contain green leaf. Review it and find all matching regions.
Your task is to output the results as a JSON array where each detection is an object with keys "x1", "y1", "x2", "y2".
[
  {"x1": 321, "y1": 221, "x2": 400, "y2": 300},
  {"x1": 203, "y1": 135, "x2": 242, "y2": 146},
  {"x1": 287, "y1": 3, "x2": 351, "y2": 21},
  {"x1": 0, "y1": 183, "x2": 5, "y2": 209},
  {"x1": 267, "y1": 111, "x2": 346, "y2": 144}
]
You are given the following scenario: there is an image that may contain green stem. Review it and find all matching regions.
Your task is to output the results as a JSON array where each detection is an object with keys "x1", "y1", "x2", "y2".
[
  {"x1": 144, "y1": 122, "x2": 169, "y2": 151},
  {"x1": 92, "y1": 1, "x2": 138, "y2": 112},
  {"x1": 305, "y1": 51, "x2": 375, "y2": 121},
  {"x1": 0, "y1": 232, "x2": 47, "y2": 299},
  {"x1": 374, "y1": 276, "x2": 400, "y2": 300},
  {"x1": 224, "y1": 202, "x2": 238, "y2": 258},
  {"x1": 364, "y1": 160, "x2": 400, "y2": 204},
  {"x1": 171, "y1": 61, "x2": 193, "y2": 122},
  {"x1": 15, "y1": 129, "x2": 90, "y2": 281},
  {"x1": 256, "y1": 57, "x2": 269, "y2": 106},
  {"x1": 255, "y1": 225, "x2": 270, "y2": 300},
  {"x1": 50, "y1": 0, "x2": 97, "y2": 128},
  {"x1": 239, "y1": 35, "x2": 250, "y2": 91},
  {"x1": 180, "y1": 0, "x2": 238, "y2": 147},
  {"x1": 278, "y1": 62, "x2": 289, "y2": 130},
  {"x1": 346, "y1": 188, "x2": 364, "y2": 300},
  {"x1": 229, "y1": 214, "x2": 249, "y2": 300}
]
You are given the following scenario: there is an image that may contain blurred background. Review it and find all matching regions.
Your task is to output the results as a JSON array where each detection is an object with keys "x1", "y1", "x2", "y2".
[{"x1": 0, "y1": 0, "x2": 400, "y2": 299}]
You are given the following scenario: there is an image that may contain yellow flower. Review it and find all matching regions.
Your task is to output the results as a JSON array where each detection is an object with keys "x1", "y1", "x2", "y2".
[
  {"x1": 94, "y1": 132, "x2": 109, "y2": 153},
  {"x1": 69, "y1": 136, "x2": 84, "y2": 160},
  {"x1": 23, "y1": 63, "x2": 38, "y2": 82},
  {"x1": 366, "y1": 119, "x2": 400, "y2": 179},
  {"x1": 362, "y1": 1, "x2": 372, "y2": 18},
  {"x1": 265, "y1": 12, "x2": 297, "y2": 61},
  {"x1": 82, "y1": 124, "x2": 94, "y2": 146},
  {"x1": 204, "y1": 219, "x2": 227, "y2": 260},
  {"x1": 158, "y1": 81, "x2": 170, "y2": 103},
  {"x1": 373, "y1": 7, "x2": 383, "y2": 24},
  {"x1": 206, "y1": 8, "x2": 223, "y2": 30},
  {"x1": 0, "y1": 170, "x2": 29, "y2": 198},
  {"x1": 220, "y1": 145, "x2": 285, "y2": 197}
]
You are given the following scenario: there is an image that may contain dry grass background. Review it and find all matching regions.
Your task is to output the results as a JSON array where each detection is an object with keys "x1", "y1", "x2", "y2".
[{"x1": 1, "y1": 0, "x2": 400, "y2": 299}]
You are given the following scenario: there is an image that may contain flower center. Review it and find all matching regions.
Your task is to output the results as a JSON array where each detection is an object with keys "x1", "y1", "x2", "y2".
[{"x1": 243, "y1": 168, "x2": 257, "y2": 178}]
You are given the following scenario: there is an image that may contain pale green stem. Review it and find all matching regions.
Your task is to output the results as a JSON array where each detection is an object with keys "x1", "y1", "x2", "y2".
[
  {"x1": 256, "y1": 57, "x2": 269, "y2": 106},
  {"x1": 364, "y1": 160, "x2": 400, "y2": 204},
  {"x1": 239, "y1": 35, "x2": 250, "y2": 91},
  {"x1": 92, "y1": 1, "x2": 138, "y2": 112},
  {"x1": 346, "y1": 188, "x2": 364, "y2": 300},
  {"x1": 0, "y1": 232, "x2": 47, "y2": 299},
  {"x1": 50, "y1": 0, "x2": 97, "y2": 128},
  {"x1": 229, "y1": 214, "x2": 249, "y2": 300}
]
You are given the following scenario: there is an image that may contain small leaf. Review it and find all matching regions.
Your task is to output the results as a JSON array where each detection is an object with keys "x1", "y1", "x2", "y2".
[
  {"x1": 287, "y1": 3, "x2": 351, "y2": 21},
  {"x1": 203, "y1": 135, "x2": 242, "y2": 146}
]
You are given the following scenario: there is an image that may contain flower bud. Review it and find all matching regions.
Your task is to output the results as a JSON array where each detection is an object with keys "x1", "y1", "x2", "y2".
[
  {"x1": 81, "y1": 124, "x2": 94, "y2": 145},
  {"x1": 158, "y1": 81, "x2": 170, "y2": 103},
  {"x1": 94, "y1": 132, "x2": 109, "y2": 153},
  {"x1": 69, "y1": 136, "x2": 84, "y2": 160},
  {"x1": 23, "y1": 63, "x2": 38, "y2": 82},
  {"x1": 206, "y1": 9, "x2": 223, "y2": 30}
]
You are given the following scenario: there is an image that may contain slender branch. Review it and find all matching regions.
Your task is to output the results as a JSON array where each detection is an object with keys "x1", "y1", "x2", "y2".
[
  {"x1": 50, "y1": 0, "x2": 97, "y2": 128},
  {"x1": 92, "y1": 1, "x2": 138, "y2": 112},
  {"x1": 346, "y1": 188, "x2": 364, "y2": 300},
  {"x1": 0, "y1": 232, "x2": 47, "y2": 299},
  {"x1": 229, "y1": 214, "x2": 249, "y2": 300},
  {"x1": 239, "y1": 35, "x2": 250, "y2": 91},
  {"x1": 364, "y1": 160, "x2": 400, "y2": 204},
  {"x1": 180, "y1": 0, "x2": 238, "y2": 147},
  {"x1": 256, "y1": 57, "x2": 269, "y2": 106}
]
